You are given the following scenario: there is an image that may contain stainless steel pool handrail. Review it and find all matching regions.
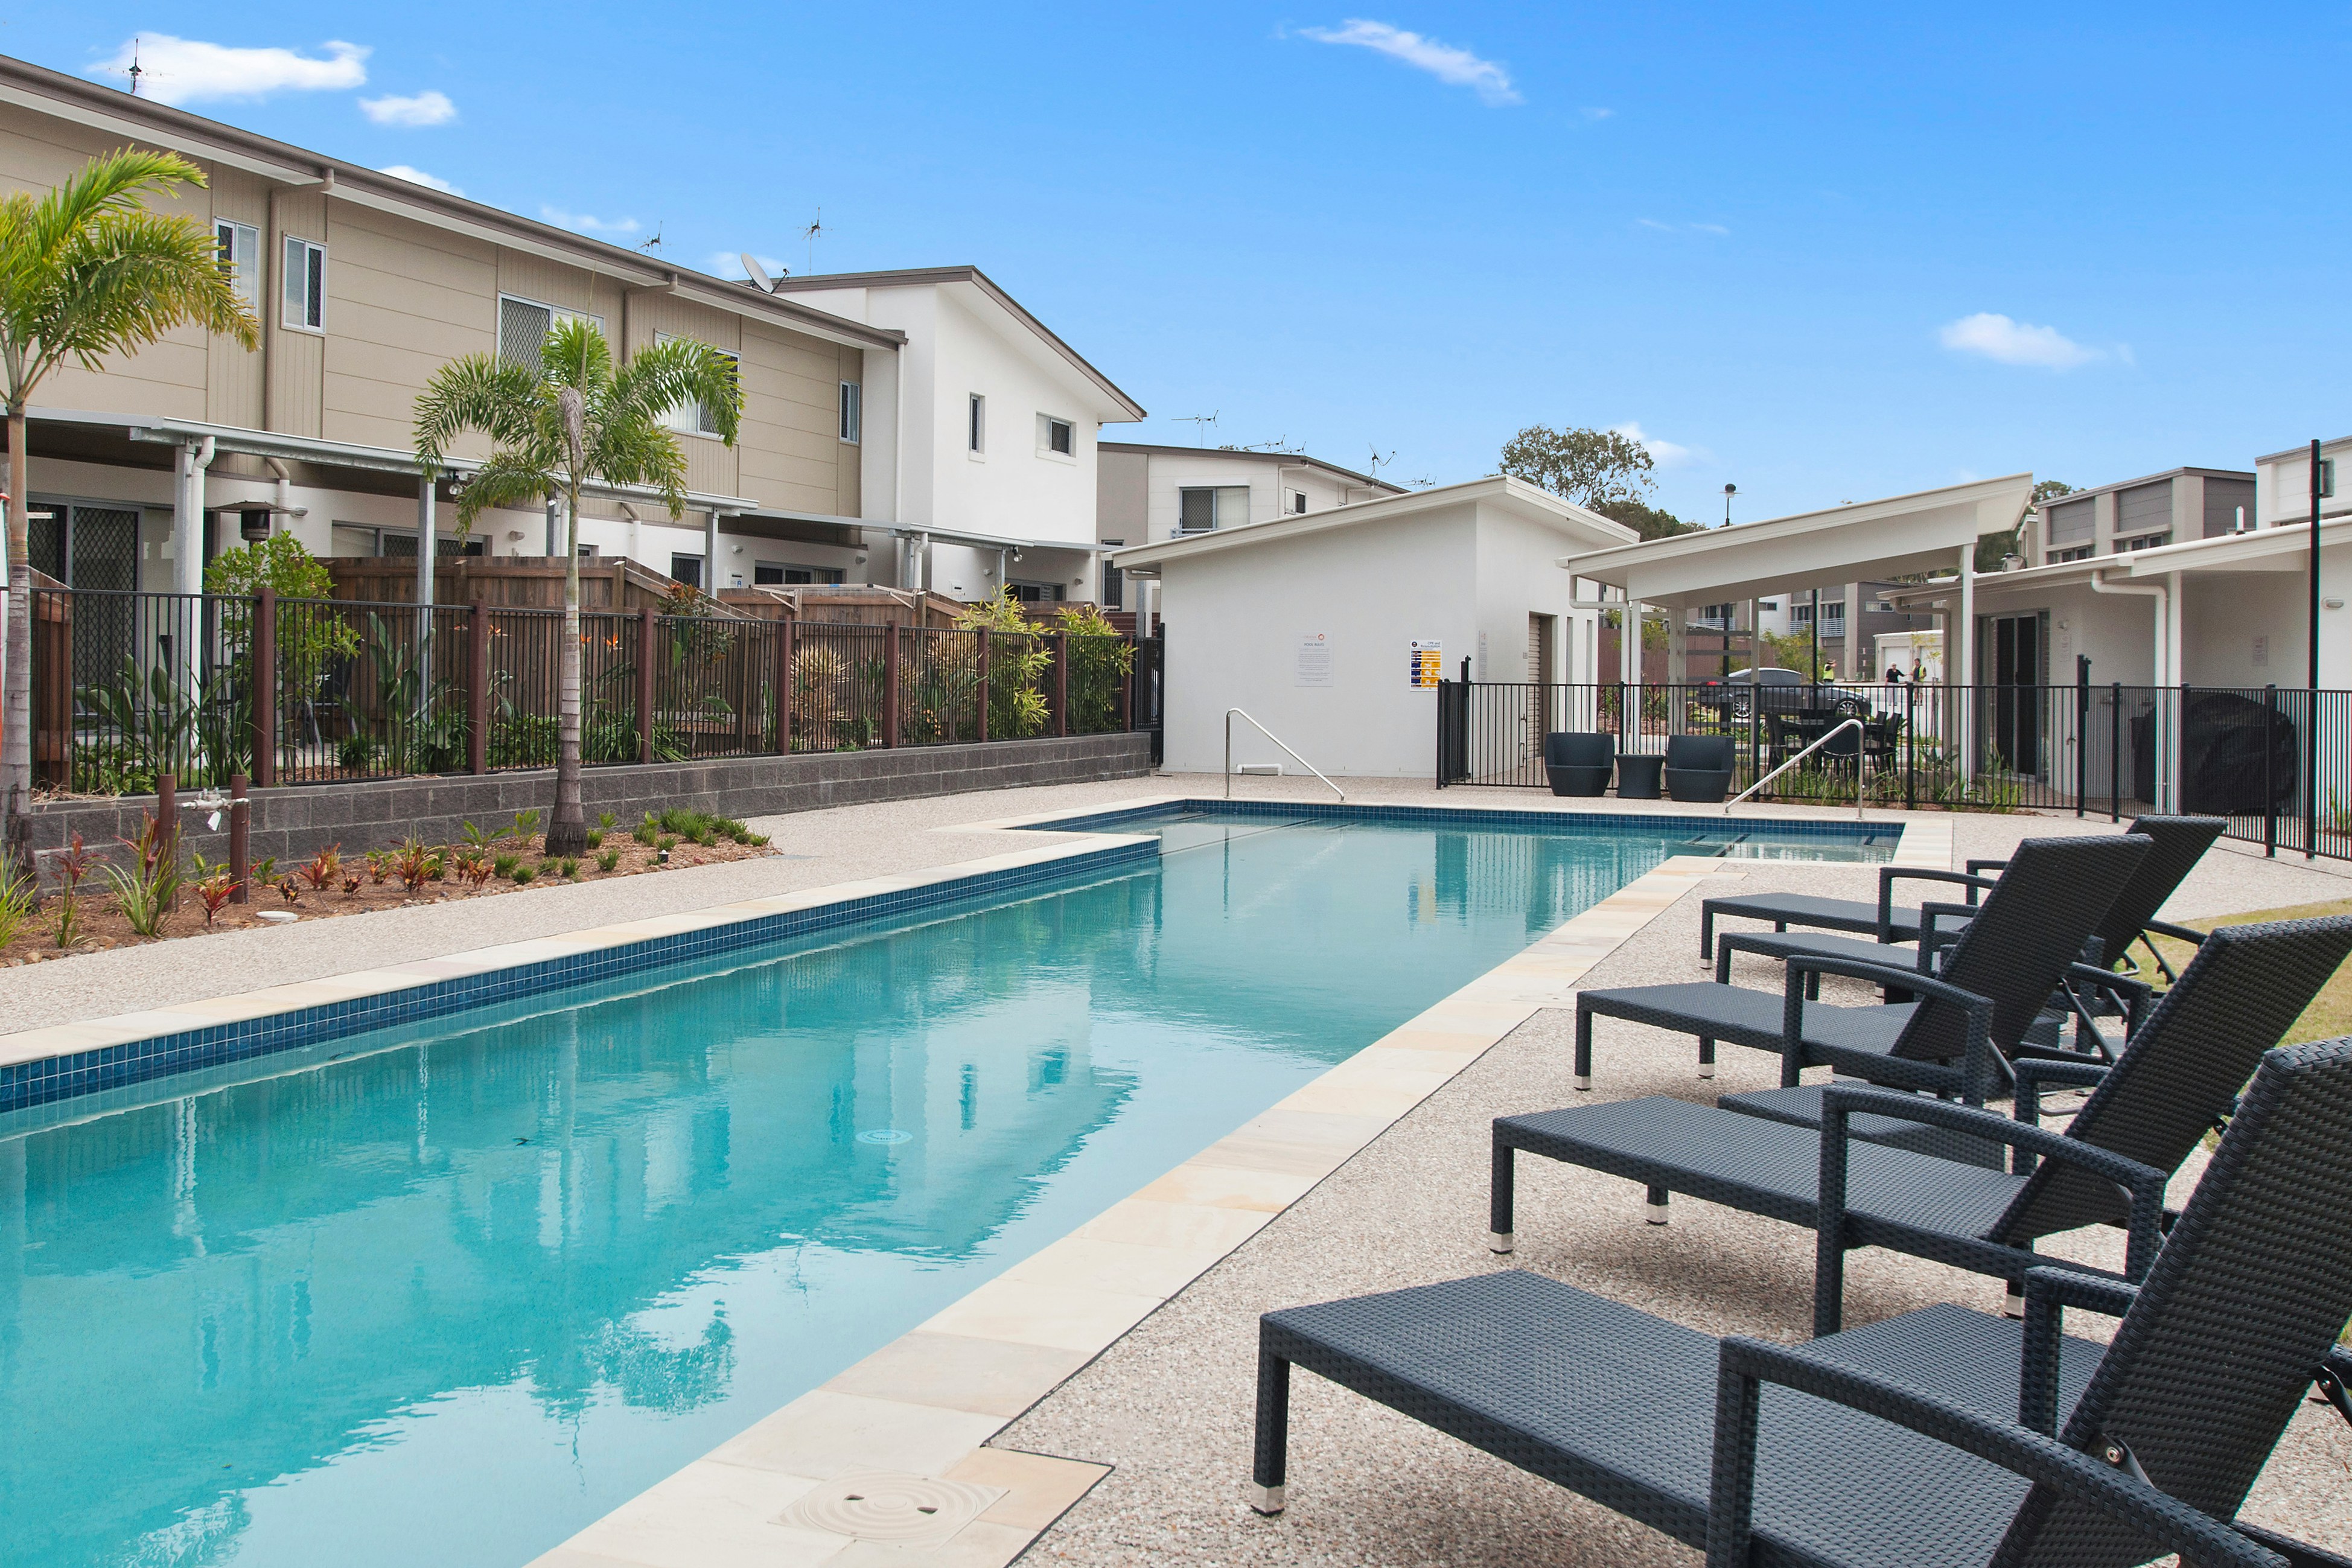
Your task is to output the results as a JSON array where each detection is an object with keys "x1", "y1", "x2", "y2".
[
  {"x1": 1726, "y1": 717, "x2": 1867, "y2": 820},
  {"x1": 1225, "y1": 708, "x2": 1345, "y2": 800}
]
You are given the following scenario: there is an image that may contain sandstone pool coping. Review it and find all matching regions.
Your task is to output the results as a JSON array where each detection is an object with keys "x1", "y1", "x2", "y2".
[{"x1": 0, "y1": 798, "x2": 1945, "y2": 1567}]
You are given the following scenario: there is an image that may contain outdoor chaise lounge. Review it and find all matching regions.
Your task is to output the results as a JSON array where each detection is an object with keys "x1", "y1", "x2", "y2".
[
  {"x1": 1252, "y1": 1037, "x2": 2352, "y2": 1568},
  {"x1": 1573, "y1": 835, "x2": 2149, "y2": 1101},
  {"x1": 1695, "y1": 814, "x2": 2226, "y2": 969},
  {"x1": 1663, "y1": 733, "x2": 1736, "y2": 802},
  {"x1": 1496, "y1": 916, "x2": 2352, "y2": 1332},
  {"x1": 1544, "y1": 732, "x2": 1615, "y2": 797}
]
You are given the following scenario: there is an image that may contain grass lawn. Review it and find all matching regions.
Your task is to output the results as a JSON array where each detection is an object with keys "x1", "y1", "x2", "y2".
[{"x1": 2147, "y1": 898, "x2": 2352, "y2": 1045}]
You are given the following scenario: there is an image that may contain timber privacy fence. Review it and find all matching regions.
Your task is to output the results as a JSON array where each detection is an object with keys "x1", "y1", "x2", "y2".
[
  {"x1": 31, "y1": 587, "x2": 1164, "y2": 797},
  {"x1": 1438, "y1": 674, "x2": 2352, "y2": 860}
]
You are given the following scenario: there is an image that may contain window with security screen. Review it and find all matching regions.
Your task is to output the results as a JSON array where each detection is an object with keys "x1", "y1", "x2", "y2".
[{"x1": 499, "y1": 295, "x2": 605, "y2": 368}]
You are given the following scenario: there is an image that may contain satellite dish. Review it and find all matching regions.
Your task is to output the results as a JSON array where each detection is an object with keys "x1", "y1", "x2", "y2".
[{"x1": 739, "y1": 253, "x2": 774, "y2": 292}]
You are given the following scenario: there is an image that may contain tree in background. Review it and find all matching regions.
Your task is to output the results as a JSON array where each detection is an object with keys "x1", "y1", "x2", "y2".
[
  {"x1": 1499, "y1": 425, "x2": 1697, "y2": 540},
  {"x1": 0, "y1": 147, "x2": 258, "y2": 872},
  {"x1": 1975, "y1": 479, "x2": 2074, "y2": 572},
  {"x1": 414, "y1": 318, "x2": 741, "y2": 856}
]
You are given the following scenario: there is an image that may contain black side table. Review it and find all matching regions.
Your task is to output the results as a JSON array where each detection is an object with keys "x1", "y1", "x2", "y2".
[{"x1": 1615, "y1": 753, "x2": 1665, "y2": 800}]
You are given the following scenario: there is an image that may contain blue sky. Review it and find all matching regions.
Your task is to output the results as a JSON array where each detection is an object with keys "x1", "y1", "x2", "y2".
[{"x1": 9, "y1": 4, "x2": 2347, "y2": 520}]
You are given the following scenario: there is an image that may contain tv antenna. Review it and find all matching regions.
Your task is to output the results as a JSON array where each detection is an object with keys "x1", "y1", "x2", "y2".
[
  {"x1": 1173, "y1": 412, "x2": 1219, "y2": 446},
  {"x1": 739, "y1": 252, "x2": 776, "y2": 292},
  {"x1": 636, "y1": 226, "x2": 664, "y2": 254},
  {"x1": 123, "y1": 38, "x2": 153, "y2": 95},
  {"x1": 1241, "y1": 436, "x2": 1305, "y2": 454},
  {"x1": 802, "y1": 209, "x2": 825, "y2": 276},
  {"x1": 1368, "y1": 447, "x2": 1397, "y2": 476}
]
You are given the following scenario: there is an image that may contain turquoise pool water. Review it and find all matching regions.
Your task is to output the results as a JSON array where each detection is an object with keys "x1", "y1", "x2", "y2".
[{"x1": 0, "y1": 807, "x2": 1893, "y2": 1568}]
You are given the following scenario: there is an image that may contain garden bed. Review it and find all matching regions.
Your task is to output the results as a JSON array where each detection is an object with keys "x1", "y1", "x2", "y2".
[{"x1": 0, "y1": 808, "x2": 774, "y2": 967}]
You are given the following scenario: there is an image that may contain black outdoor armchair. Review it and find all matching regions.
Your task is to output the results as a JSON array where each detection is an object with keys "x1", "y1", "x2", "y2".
[
  {"x1": 1543, "y1": 731, "x2": 1614, "y2": 797},
  {"x1": 1663, "y1": 733, "x2": 1735, "y2": 802}
]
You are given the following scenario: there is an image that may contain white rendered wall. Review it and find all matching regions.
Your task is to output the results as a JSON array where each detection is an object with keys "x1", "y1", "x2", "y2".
[{"x1": 1158, "y1": 508, "x2": 1478, "y2": 777}]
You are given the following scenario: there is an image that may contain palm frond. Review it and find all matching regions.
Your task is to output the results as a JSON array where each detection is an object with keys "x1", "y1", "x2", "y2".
[
  {"x1": 611, "y1": 335, "x2": 741, "y2": 445},
  {"x1": 451, "y1": 453, "x2": 556, "y2": 529},
  {"x1": 413, "y1": 354, "x2": 550, "y2": 476}
]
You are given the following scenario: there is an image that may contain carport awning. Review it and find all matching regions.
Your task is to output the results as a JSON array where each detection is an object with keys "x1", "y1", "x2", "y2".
[{"x1": 1557, "y1": 474, "x2": 2035, "y2": 608}]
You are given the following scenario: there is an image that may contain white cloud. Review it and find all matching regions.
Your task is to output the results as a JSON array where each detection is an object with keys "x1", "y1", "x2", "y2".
[
  {"x1": 1937, "y1": 311, "x2": 2102, "y2": 370},
  {"x1": 709, "y1": 250, "x2": 788, "y2": 282},
  {"x1": 1690, "y1": 221, "x2": 1729, "y2": 236},
  {"x1": 91, "y1": 34, "x2": 368, "y2": 106},
  {"x1": 380, "y1": 164, "x2": 460, "y2": 194},
  {"x1": 1612, "y1": 421, "x2": 1706, "y2": 468},
  {"x1": 542, "y1": 205, "x2": 640, "y2": 236},
  {"x1": 1298, "y1": 19, "x2": 1519, "y2": 106},
  {"x1": 1581, "y1": 106, "x2": 1613, "y2": 120},
  {"x1": 360, "y1": 89, "x2": 456, "y2": 126}
]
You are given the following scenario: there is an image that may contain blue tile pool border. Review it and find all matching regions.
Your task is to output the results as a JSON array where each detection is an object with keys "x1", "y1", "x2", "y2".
[
  {"x1": 0, "y1": 837, "x2": 1156, "y2": 1117},
  {"x1": 1, "y1": 797, "x2": 1895, "y2": 1118}
]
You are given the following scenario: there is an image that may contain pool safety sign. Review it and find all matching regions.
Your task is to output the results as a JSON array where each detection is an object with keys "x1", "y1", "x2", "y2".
[
  {"x1": 1295, "y1": 631, "x2": 1333, "y2": 687},
  {"x1": 1409, "y1": 639, "x2": 1443, "y2": 689}
]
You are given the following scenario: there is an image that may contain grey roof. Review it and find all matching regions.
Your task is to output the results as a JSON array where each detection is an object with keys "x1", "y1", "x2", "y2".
[{"x1": 1097, "y1": 441, "x2": 1403, "y2": 492}]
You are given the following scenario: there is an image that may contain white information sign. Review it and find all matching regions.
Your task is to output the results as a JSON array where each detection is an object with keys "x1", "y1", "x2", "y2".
[{"x1": 1295, "y1": 631, "x2": 1333, "y2": 687}]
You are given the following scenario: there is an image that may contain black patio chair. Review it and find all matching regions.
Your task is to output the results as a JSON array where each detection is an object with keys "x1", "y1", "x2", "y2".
[
  {"x1": 1696, "y1": 814, "x2": 2225, "y2": 970},
  {"x1": 1252, "y1": 1036, "x2": 2352, "y2": 1568},
  {"x1": 1663, "y1": 733, "x2": 1736, "y2": 803},
  {"x1": 1573, "y1": 835, "x2": 2150, "y2": 1102},
  {"x1": 1495, "y1": 916, "x2": 2352, "y2": 1331},
  {"x1": 1544, "y1": 731, "x2": 1614, "y2": 797}
]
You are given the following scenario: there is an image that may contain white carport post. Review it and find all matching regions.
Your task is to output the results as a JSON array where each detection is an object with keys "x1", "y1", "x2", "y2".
[
  {"x1": 415, "y1": 474, "x2": 435, "y2": 713},
  {"x1": 1625, "y1": 597, "x2": 1643, "y2": 748},
  {"x1": 1955, "y1": 547, "x2": 1976, "y2": 782},
  {"x1": 704, "y1": 510, "x2": 721, "y2": 592},
  {"x1": 2164, "y1": 570, "x2": 2185, "y2": 812}
]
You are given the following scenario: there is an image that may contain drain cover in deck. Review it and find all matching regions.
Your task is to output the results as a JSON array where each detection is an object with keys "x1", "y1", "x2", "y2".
[{"x1": 781, "y1": 1471, "x2": 1001, "y2": 1545}]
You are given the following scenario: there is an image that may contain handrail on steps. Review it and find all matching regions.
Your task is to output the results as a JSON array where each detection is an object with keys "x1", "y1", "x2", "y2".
[
  {"x1": 1725, "y1": 716, "x2": 1867, "y2": 820},
  {"x1": 1225, "y1": 708, "x2": 1346, "y2": 800}
]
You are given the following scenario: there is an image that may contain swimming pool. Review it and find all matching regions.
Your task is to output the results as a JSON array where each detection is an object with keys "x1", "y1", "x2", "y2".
[{"x1": 0, "y1": 805, "x2": 1892, "y2": 1568}]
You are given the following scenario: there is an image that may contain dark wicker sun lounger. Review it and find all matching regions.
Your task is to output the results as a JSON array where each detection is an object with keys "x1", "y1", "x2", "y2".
[
  {"x1": 1574, "y1": 835, "x2": 2150, "y2": 1097},
  {"x1": 1497, "y1": 917, "x2": 2352, "y2": 1333},
  {"x1": 1252, "y1": 1037, "x2": 2352, "y2": 1568},
  {"x1": 1697, "y1": 814, "x2": 2226, "y2": 972}
]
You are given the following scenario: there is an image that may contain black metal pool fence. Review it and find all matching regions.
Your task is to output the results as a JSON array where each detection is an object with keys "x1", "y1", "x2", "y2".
[
  {"x1": 29, "y1": 586, "x2": 1164, "y2": 796},
  {"x1": 1437, "y1": 675, "x2": 2349, "y2": 859}
]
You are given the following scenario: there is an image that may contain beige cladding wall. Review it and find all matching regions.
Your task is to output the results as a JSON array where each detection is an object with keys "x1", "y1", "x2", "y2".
[{"x1": 0, "y1": 94, "x2": 865, "y2": 517}]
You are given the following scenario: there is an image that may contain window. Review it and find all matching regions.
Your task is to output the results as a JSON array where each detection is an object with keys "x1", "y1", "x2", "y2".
[
  {"x1": 1178, "y1": 485, "x2": 1251, "y2": 534},
  {"x1": 1101, "y1": 561, "x2": 1124, "y2": 605},
  {"x1": 968, "y1": 394, "x2": 986, "y2": 453},
  {"x1": 671, "y1": 553, "x2": 704, "y2": 590},
  {"x1": 499, "y1": 295, "x2": 604, "y2": 368},
  {"x1": 1037, "y1": 413, "x2": 1074, "y2": 456},
  {"x1": 655, "y1": 333, "x2": 739, "y2": 438},
  {"x1": 839, "y1": 381, "x2": 861, "y2": 444},
  {"x1": 2115, "y1": 532, "x2": 2172, "y2": 553},
  {"x1": 754, "y1": 563, "x2": 846, "y2": 585},
  {"x1": 2050, "y1": 546, "x2": 2093, "y2": 564},
  {"x1": 1008, "y1": 580, "x2": 1066, "y2": 603},
  {"x1": 1287, "y1": 489, "x2": 1308, "y2": 515},
  {"x1": 1757, "y1": 600, "x2": 1779, "y2": 611},
  {"x1": 214, "y1": 220, "x2": 259, "y2": 314},
  {"x1": 281, "y1": 235, "x2": 325, "y2": 331}
]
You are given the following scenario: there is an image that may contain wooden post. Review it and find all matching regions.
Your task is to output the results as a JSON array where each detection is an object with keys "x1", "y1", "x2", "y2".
[
  {"x1": 1052, "y1": 632, "x2": 1069, "y2": 738},
  {"x1": 881, "y1": 624, "x2": 900, "y2": 747},
  {"x1": 775, "y1": 618, "x2": 795, "y2": 753},
  {"x1": 252, "y1": 585, "x2": 277, "y2": 788},
  {"x1": 467, "y1": 602, "x2": 490, "y2": 775},
  {"x1": 155, "y1": 771, "x2": 179, "y2": 910},
  {"x1": 228, "y1": 774, "x2": 249, "y2": 903},
  {"x1": 975, "y1": 630, "x2": 990, "y2": 743},
  {"x1": 637, "y1": 607, "x2": 657, "y2": 764}
]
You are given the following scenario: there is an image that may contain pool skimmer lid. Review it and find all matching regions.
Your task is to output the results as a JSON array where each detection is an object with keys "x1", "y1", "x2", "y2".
[
  {"x1": 856, "y1": 1128, "x2": 913, "y2": 1144},
  {"x1": 781, "y1": 1471, "x2": 1001, "y2": 1544}
]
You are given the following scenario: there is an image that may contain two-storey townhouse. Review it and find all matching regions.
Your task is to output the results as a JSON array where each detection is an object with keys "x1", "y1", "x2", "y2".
[
  {"x1": 1092, "y1": 442, "x2": 1403, "y2": 617},
  {"x1": 0, "y1": 57, "x2": 1144, "y2": 613},
  {"x1": 768, "y1": 267, "x2": 1147, "y2": 605}
]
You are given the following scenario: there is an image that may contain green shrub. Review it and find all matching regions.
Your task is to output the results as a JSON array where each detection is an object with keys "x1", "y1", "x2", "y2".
[
  {"x1": 595, "y1": 849, "x2": 619, "y2": 873},
  {"x1": 560, "y1": 857, "x2": 581, "y2": 880},
  {"x1": 657, "y1": 835, "x2": 677, "y2": 852},
  {"x1": 585, "y1": 830, "x2": 604, "y2": 850},
  {"x1": 510, "y1": 864, "x2": 536, "y2": 884},
  {"x1": 492, "y1": 853, "x2": 520, "y2": 878}
]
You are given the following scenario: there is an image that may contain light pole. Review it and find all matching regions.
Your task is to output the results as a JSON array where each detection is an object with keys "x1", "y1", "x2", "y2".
[{"x1": 1723, "y1": 482, "x2": 1736, "y2": 527}]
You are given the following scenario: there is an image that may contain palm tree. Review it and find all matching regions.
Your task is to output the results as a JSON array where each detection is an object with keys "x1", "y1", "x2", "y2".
[
  {"x1": 415, "y1": 317, "x2": 740, "y2": 856},
  {"x1": 1, "y1": 148, "x2": 260, "y2": 869}
]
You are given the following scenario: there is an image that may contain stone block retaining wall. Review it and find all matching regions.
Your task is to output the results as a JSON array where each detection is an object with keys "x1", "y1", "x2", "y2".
[{"x1": 26, "y1": 733, "x2": 1153, "y2": 874}]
